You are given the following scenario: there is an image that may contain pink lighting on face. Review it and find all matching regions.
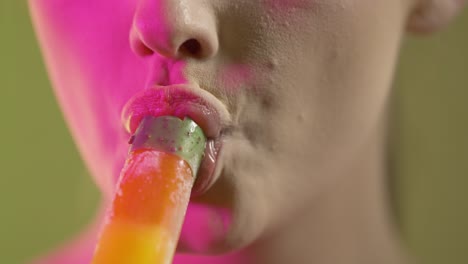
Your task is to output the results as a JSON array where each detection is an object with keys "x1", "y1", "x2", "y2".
[
  {"x1": 178, "y1": 204, "x2": 233, "y2": 253},
  {"x1": 29, "y1": 0, "x2": 146, "y2": 197},
  {"x1": 29, "y1": 0, "x2": 247, "y2": 263},
  {"x1": 218, "y1": 64, "x2": 254, "y2": 94},
  {"x1": 122, "y1": 88, "x2": 205, "y2": 134},
  {"x1": 122, "y1": 87, "x2": 221, "y2": 138},
  {"x1": 130, "y1": 0, "x2": 219, "y2": 60},
  {"x1": 131, "y1": 0, "x2": 174, "y2": 57},
  {"x1": 174, "y1": 204, "x2": 247, "y2": 264}
]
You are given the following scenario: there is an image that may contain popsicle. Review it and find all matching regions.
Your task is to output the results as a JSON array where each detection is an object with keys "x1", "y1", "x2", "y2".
[{"x1": 92, "y1": 116, "x2": 206, "y2": 264}]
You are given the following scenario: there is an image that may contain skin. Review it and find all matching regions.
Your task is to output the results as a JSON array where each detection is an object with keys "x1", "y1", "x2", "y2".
[{"x1": 28, "y1": 0, "x2": 465, "y2": 263}]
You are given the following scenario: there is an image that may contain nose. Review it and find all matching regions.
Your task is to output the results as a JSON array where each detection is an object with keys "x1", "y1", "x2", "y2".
[{"x1": 130, "y1": 0, "x2": 219, "y2": 59}]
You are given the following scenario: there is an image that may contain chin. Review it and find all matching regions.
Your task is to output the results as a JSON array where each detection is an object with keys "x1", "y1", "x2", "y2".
[
  {"x1": 177, "y1": 187, "x2": 267, "y2": 255},
  {"x1": 176, "y1": 202, "x2": 235, "y2": 254}
]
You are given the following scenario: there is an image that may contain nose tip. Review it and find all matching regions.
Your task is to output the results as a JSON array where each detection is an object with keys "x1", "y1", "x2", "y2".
[{"x1": 130, "y1": 0, "x2": 218, "y2": 60}]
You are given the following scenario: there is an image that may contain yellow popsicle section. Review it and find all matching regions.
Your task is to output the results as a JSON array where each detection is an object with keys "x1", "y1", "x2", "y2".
[
  {"x1": 93, "y1": 219, "x2": 173, "y2": 264},
  {"x1": 92, "y1": 116, "x2": 206, "y2": 264}
]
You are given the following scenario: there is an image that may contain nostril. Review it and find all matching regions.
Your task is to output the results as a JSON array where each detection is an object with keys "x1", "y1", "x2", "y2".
[
  {"x1": 179, "y1": 39, "x2": 202, "y2": 57},
  {"x1": 138, "y1": 43, "x2": 154, "y2": 56},
  {"x1": 130, "y1": 29, "x2": 155, "y2": 57}
]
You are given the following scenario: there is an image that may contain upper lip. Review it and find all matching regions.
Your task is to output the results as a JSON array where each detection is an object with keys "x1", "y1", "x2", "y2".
[{"x1": 121, "y1": 84, "x2": 231, "y2": 139}]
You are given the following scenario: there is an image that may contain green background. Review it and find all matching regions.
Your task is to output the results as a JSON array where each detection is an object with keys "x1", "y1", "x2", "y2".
[{"x1": 1, "y1": 2, "x2": 467, "y2": 263}]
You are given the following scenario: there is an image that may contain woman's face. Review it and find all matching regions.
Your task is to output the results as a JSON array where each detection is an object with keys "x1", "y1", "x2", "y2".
[{"x1": 30, "y1": 0, "x2": 408, "y2": 254}]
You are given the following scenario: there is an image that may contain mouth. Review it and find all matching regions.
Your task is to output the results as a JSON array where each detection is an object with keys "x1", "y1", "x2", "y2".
[{"x1": 121, "y1": 84, "x2": 231, "y2": 196}]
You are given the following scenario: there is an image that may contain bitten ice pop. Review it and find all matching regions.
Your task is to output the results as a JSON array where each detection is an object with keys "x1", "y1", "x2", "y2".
[{"x1": 92, "y1": 116, "x2": 206, "y2": 264}]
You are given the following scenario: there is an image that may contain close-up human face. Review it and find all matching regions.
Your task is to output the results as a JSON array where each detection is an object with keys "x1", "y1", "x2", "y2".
[{"x1": 29, "y1": 0, "x2": 410, "y2": 254}]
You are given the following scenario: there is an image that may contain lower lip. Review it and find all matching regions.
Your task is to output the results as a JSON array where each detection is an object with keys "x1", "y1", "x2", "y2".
[
  {"x1": 191, "y1": 136, "x2": 223, "y2": 197},
  {"x1": 122, "y1": 119, "x2": 224, "y2": 197},
  {"x1": 121, "y1": 87, "x2": 227, "y2": 196},
  {"x1": 121, "y1": 88, "x2": 221, "y2": 138}
]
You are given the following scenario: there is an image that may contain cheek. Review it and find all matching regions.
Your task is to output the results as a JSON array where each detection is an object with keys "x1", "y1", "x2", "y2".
[
  {"x1": 220, "y1": 0, "x2": 407, "y2": 240},
  {"x1": 30, "y1": 1, "x2": 148, "y2": 196},
  {"x1": 262, "y1": 0, "x2": 317, "y2": 10},
  {"x1": 217, "y1": 64, "x2": 255, "y2": 95}
]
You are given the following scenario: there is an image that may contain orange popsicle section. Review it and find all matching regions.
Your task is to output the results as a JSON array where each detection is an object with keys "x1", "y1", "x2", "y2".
[{"x1": 92, "y1": 149, "x2": 194, "y2": 264}]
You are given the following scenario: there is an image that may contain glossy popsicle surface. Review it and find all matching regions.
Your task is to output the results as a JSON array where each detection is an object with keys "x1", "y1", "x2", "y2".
[{"x1": 92, "y1": 116, "x2": 206, "y2": 264}]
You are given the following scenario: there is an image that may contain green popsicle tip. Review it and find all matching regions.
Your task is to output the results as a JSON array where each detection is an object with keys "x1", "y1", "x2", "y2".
[{"x1": 129, "y1": 116, "x2": 207, "y2": 177}]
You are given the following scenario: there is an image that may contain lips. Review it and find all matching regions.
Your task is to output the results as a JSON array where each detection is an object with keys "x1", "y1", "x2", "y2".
[{"x1": 121, "y1": 85, "x2": 230, "y2": 196}]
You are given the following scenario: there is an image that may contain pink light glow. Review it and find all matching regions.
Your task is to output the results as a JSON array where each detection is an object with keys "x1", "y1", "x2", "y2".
[
  {"x1": 28, "y1": 1, "x2": 248, "y2": 263},
  {"x1": 178, "y1": 204, "x2": 232, "y2": 253},
  {"x1": 218, "y1": 64, "x2": 254, "y2": 94}
]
